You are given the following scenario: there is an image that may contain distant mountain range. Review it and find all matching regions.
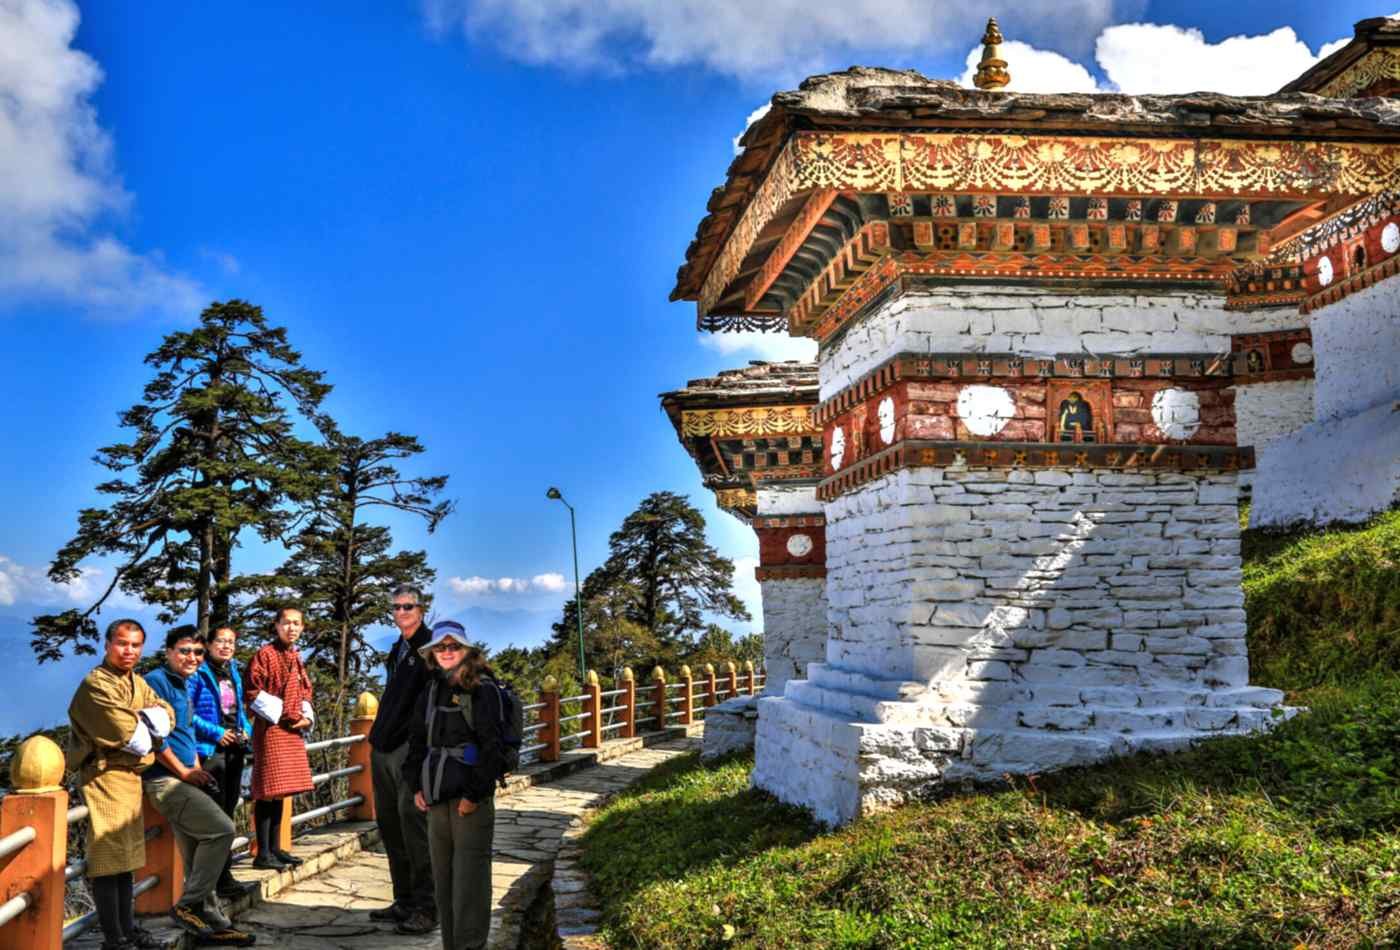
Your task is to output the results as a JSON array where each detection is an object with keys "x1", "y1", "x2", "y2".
[{"x1": 0, "y1": 606, "x2": 553, "y2": 737}]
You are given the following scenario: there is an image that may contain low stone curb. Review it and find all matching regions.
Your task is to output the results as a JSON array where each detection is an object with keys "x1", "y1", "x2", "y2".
[{"x1": 552, "y1": 821, "x2": 606, "y2": 949}]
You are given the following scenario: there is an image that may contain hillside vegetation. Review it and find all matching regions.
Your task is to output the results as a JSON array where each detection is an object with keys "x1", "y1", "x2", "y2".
[{"x1": 580, "y1": 510, "x2": 1400, "y2": 949}]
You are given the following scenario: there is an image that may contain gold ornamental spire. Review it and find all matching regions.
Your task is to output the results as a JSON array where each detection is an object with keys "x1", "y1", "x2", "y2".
[{"x1": 974, "y1": 17, "x2": 1010, "y2": 90}]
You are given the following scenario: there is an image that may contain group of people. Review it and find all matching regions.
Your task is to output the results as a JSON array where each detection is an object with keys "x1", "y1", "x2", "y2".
[{"x1": 66, "y1": 585, "x2": 508, "y2": 950}]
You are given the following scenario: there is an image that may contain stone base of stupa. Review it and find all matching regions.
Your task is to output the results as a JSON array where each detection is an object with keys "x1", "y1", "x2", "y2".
[{"x1": 752, "y1": 665, "x2": 1292, "y2": 826}]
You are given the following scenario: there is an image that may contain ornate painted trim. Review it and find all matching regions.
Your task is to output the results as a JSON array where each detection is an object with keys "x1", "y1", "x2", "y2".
[
  {"x1": 815, "y1": 440, "x2": 1255, "y2": 501},
  {"x1": 714, "y1": 487, "x2": 757, "y2": 511},
  {"x1": 1316, "y1": 49, "x2": 1400, "y2": 97},
  {"x1": 698, "y1": 134, "x2": 1400, "y2": 318},
  {"x1": 751, "y1": 514, "x2": 825, "y2": 529},
  {"x1": 815, "y1": 353, "x2": 1236, "y2": 425},
  {"x1": 745, "y1": 189, "x2": 839, "y2": 311},
  {"x1": 1224, "y1": 261, "x2": 1307, "y2": 311},
  {"x1": 755, "y1": 565, "x2": 827, "y2": 581},
  {"x1": 1230, "y1": 329, "x2": 1315, "y2": 382},
  {"x1": 1299, "y1": 205, "x2": 1400, "y2": 314},
  {"x1": 680, "y1": 405, "x2": 817, "y2": 437},
  {"x1": 801, "y1": 250, "x2": 1241, "y2": 340}
]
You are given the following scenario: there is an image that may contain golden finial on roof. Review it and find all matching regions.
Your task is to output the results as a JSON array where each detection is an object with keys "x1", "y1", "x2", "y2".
[{"x1": 974, "y1": 17, "x2": 1010, "y2": 91}]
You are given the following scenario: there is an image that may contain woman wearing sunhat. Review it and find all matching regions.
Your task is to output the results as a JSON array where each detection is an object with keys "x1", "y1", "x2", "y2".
[{"x1": 402, "y1": 620, "x2": 505, "y2": 950}]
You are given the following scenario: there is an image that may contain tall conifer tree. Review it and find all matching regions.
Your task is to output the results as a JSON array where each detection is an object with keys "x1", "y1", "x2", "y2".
[
  {"x1": 248, "y1": 430, "x2": 452, "y2": 729},
  {"x1": 32, "y1": 300, "x2": 329, "y2": 660}
]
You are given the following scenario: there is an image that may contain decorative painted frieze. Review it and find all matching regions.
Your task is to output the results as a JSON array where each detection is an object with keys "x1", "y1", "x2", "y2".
[
  {"x1": 1230, "y1": 329, "x2": 1315, "y2": 383},
  {"x1": 680, "y1": 405, "x2": 816, "y2": 437}
]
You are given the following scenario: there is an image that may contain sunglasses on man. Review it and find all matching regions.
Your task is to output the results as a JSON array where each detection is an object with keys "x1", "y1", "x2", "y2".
[
  {"x1": 174, "y1": 646, "x2": 206, "y2": 657},
  {"x1": 391, "y1": 603, "x2": 420, "y2": 612}
]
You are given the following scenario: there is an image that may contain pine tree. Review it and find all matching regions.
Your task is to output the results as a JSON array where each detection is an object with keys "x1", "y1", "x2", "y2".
[
  {"x1": 552, "y1": 492, "x2": 749, "y2": 658},
  {"x1": 246, "y1": 430, "x2": 452, "y2": 730},
  {"x1": 33, "y1": 300, "x2": 330, "y2": 661}
]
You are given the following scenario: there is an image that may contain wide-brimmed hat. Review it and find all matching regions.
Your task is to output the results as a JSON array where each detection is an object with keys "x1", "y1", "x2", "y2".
[{"x1": 418, "y1": 620, "x2": 471, "y2": 660}]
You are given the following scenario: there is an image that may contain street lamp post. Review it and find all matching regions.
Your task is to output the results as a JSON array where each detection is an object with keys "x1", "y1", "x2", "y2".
[{"x1": 546, "y1": 487, "x2": 587, "y2": 681}]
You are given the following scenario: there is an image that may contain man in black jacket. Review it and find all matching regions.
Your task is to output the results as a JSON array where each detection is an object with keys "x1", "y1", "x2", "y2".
[{"x1": 366, "y1": 586, "x2": 436, "y2": 933}]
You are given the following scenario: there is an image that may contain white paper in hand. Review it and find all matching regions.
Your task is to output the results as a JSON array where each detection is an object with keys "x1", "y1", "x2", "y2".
[{"x1": 251, "y1": 691, "x2": 284, "y2": 724}]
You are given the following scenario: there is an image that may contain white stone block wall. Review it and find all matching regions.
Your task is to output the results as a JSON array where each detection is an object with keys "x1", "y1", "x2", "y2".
[
  {"x1": 823, "y1": 467, "x2": 1249, "y2": 687},
  {"x1": 1252, "y1": 400, "x2": 1400, "y2": 527},
  {"x1": 760, "y1": 577, "x2": 827, "y2": 693},
  {"x1": 757, "y1": 485, "x2": 822, "y2": 516},
  {"x1": 1233, "y1": 380, "x2": 1316, "y2": 450},
  {"x1": 753, "y1": 465, "x2": 1291, "y2": 826},
  {"x1": 1311, "y1": 278, "x2": 1400, "y2": 421},
  {"x1": 818, "y1": 288, "x2": 1239, "y2": 401},
  {"x1": 701, "y1": 694, "x2": 759, "y2": 761}
]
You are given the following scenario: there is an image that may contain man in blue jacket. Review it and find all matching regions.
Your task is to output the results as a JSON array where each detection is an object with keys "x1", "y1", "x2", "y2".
[
  {"x1": 191, "y1": 626, "x2": 255, "y2": 900},
  {"x1": 144, "y1": 626, "x2": 254, "y2": 946}
]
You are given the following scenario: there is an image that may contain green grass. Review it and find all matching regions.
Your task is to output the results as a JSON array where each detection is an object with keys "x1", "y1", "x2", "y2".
[
  {"x1": 582, "y1": 678, "x2": 1400, "y2": 948},
  {"x1": 1243, "y1": 508, "x2": 1400, "y2": 690},
  {"x1": 580, "y1": 512, "x2": 1400, "y2": 948}
]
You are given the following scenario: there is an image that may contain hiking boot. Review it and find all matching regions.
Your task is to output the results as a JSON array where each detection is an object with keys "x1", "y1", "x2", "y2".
[
  {"x1": 250, "y1": 852, "x2": 286, "y2": 871},
  {"x1": 270, "y1": 849, "x2": 303, "y2": 867},
  {"x1": 198, "y1": 927, "x2": 257, "y2": 947},
  {"x1": 170, "y1": 902, "x2": 215, "y2": 936},
  {"x1": 368, "y1": 902, "x2": 410, "y2": 922},
  {"x1": 393, "y1": 910, "x2": 438, "y2": 935}
]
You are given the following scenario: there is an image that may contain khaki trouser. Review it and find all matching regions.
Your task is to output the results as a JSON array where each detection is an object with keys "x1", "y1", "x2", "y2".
[
  {"x1": 144, "y1": 775, "x2": 236, "y2": 927},
  {"x1": 427, "y1": 797, "x2": 495, "y2": 950},
  {"x1": 371, "y1": 744, "x2": 435, "y2": 913}
]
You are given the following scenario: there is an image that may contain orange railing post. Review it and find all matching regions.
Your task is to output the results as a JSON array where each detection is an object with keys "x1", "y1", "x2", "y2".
[
  {"x1": 584, "y1": 671, "x2": 602, "y2": 749},
  {"x1": 540, "y1": 676, "x2": 561, "y2": 763},
  {"x1": 726, "y1": 660, "x2": 739, "y2": 700},
  {"x1": 621, "y1": 668, "x2": 636, "y2": 739},
  {"x1": 745, "y1": 660, "x2": 758, "y2": 696},
  {"x1": 0, "y1": 737, "x2": 68, "y2": 950},
  {"x1": 349, "y1": 692, "x2": 378, "y2": 822},
  {"x1": 652, "y1": 667, "x2": 667, "y2": 732},
  {"x1": 704, "y1": 663, "x2": 717, "y2": 711},
  {"x1": 680, "y1": 665, "x2": 694, "y2": 725},
  {"x1": 135, "y1": 798, "x2": 181, "y2": 914}
]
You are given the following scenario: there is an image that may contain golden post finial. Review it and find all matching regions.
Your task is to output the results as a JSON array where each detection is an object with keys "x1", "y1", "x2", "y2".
[{"x1": 974, "y1": 17, "x2": 1010, "y2": 91}]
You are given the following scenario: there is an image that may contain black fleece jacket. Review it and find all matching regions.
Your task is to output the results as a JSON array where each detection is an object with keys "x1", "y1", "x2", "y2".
[
  {"x1": 403, "y1": 670, "x2": 506, "y2": 805},
  {"x1": 367, "y1": 623, "x2": 432, "y2": 753}
]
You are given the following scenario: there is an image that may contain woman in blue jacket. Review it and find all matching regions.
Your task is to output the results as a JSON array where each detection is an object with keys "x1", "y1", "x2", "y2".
[{"x1": 190, "y1": 625, "x2": 255, "y2": 899}]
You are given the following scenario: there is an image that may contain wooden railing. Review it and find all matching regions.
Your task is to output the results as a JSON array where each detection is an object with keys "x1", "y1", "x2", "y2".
[{"x1": 0, "y1": 659, "x2": 763, "y2": 948}]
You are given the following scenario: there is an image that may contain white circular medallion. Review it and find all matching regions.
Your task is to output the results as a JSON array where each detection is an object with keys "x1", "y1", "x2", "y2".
[
  {"x1": 955, "y1": 385, "x2": 1016, "y2": 437},
  {"x1": 786, "y1": 533, "x2": 813, "y2": 558},
  {"x1": 829, "y1": 426, "x2": 845, "y2": 470},
  {"x1": 877, "y1": 397, "x2": 896, "y2": 445},
  {"x1": 1150, "y1": 388, "x2": 1202, "y2": 441},
  {"x1": 1290, "y1": 342, "x2": 1314, "y2": 365},
  {"x1": 1382, "y1": 222, "x2": 1400, "y2": 255},
  {"x1": 1317, "y1": 255, "x2": 1334, "y2": 287}
]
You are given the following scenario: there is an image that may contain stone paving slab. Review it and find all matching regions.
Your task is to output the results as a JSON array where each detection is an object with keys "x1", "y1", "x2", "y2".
[{"x1": 235, "y1": 735, "x2": 699, "y2": 949}]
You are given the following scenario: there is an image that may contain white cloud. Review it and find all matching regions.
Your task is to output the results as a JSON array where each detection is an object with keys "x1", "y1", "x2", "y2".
[
  {"x1": 0, "y1": 0, "x2": 202, "y2": 314},
  {"x1": 1096, "y1": 24, "x2": 1327, "y2": 95},
  {"x1": 698, "y1": 331, "x2": 816, "y2": 363},
  {"x1": 448, "y1": 572, "x2": 571, "y2": 598},
  {"x1": 423, "y1": 0, "x2": 1124, "y2": 80},
  {"x1": 957, "y1": 40, "x2": 1099, "y2": 93},
  {"x1": 0, "y1": 554, "x2": 106, "y2": 607},
  {"x1": 531, "y1": 572, "x2": 568, "y2": 592},
  {"x1": 733, "y1": 103, "x2": 770, "y2": 155}
]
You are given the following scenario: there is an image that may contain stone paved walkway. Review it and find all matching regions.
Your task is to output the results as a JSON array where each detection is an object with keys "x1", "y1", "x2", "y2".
[{"x1": 234, "y1": 735, "x2": 698, "y2": 949}]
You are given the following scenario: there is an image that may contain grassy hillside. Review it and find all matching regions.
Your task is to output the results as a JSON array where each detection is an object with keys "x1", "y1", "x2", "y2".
[
  {"x1": 1244, "y1": 508, "x2": 1400, "y2": 689},
  {"x1": 580, "y1": 510, "x2": 1400, "y2": 948}
]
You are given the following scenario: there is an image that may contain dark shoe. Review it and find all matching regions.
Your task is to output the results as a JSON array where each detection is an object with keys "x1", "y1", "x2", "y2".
[
  {"x1": 368, "y1": 902, "x2": 410, "y2": 922},
  {"x1": 171, "y1": 902, "x2": 215, "y2": 936},
  {"x1": 270, "y1": 849, "x2": 303, "y2": 867},
  {"x1": 250, "y1": 851, "x2": 286, "y2": 871},
  {"x1": 127, "y1": 925, "x2": 162, "y2": 949},
  {"x1": 216, "y1": 876, "x2": 257, "y2": 900},
  {"x1": 393, "y1": 910, "x2": 437, "y2": 935},
  {"x1": 99, "y1": 941, "x2": 133, "y2": 950},
  {"x1": 198, "y1": 927, "x2": 257, "y2": 947}
]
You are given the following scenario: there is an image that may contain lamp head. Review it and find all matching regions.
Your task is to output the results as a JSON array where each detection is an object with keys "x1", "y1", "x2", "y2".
[{"x1": 546, "y1": 487, "x2": 562, "y2": 500}]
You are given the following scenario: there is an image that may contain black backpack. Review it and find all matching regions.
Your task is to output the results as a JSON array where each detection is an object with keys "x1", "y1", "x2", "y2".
[{"x1": 482, "y1": 679, "x2": 523, "y2": 782}]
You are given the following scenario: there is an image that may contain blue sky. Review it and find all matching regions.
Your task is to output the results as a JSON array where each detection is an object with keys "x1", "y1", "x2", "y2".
[{"x1": 0, "y1": 1, "x2": 1390, "y2": 726}]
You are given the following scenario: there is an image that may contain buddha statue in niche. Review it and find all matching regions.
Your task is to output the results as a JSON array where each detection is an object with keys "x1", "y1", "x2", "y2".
[{"x1": 1057, "y1": 391, "x2": 1095, "y2": 442}]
